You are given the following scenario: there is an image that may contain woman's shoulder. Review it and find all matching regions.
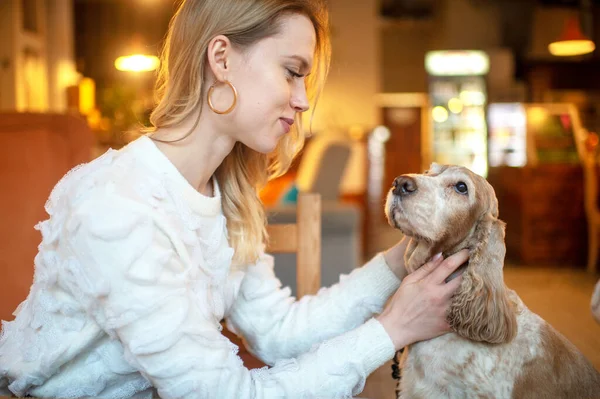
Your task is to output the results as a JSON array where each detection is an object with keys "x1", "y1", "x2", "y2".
[
  {"x1": 33, "y1": 146, "x2": 165, "y2": 258},
  {"x1": 46, "y1": 142, "x2": 166, "y2": 218}
]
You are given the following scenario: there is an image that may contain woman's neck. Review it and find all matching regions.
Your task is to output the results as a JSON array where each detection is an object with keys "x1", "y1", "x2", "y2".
[{"x1": 150, "y1": 113, "x2": 235, "y2": 196}]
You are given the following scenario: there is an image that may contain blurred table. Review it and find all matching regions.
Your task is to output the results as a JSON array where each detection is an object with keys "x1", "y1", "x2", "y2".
[{"x1": 488, "y1": 165, "x2": 587, "y2": 266}]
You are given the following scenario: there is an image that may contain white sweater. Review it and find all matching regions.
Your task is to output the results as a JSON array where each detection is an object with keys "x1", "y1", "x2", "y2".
[{"x1": 0, "y1": 136, "x2": 400, "y2": 399}]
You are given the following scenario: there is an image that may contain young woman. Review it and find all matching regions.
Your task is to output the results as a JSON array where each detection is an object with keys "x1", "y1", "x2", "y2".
[{"x1": 0, "y1": 0, "x2": 466, "y2": 397}]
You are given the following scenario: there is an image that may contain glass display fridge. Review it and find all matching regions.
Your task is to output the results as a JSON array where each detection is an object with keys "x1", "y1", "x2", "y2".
[
  {"x1": 426, "y1": 50, "x2": 489, "y2": 177},
  {"x1": 488, "y1": 103, "x2": 581, "y2": 168}
]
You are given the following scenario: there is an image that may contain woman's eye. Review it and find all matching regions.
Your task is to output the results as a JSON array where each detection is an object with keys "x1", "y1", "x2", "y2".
[
  {"x1": 286, "y1": 68, "x2": 303, "y2": 80},
  {"x1": 454, "y1": 182, "x2": 468, "y2": 194}
]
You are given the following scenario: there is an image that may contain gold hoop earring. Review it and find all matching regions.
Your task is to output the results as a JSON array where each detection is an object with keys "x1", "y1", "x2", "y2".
[{"x1": 207, "y1": 80, "x2": 237, "y2": 115}]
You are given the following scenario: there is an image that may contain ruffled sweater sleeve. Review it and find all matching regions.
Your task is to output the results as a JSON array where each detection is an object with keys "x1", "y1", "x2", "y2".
[
  {"x1": 67, "y1": 192, "x2": 397, "y2": 399},
  {"x1": 226, "y1": 252, "x2": 400, "y2": 367}
]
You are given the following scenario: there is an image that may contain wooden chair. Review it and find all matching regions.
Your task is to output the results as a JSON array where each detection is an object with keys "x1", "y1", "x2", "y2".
[
  {"x1": 222, "y1": 192, "x2": 322, "y2": 368},
  {"x1": 573, "y1": 125, "x2": 600, "y2": 274},
  {"x1": 581, "y1": 135, "x2": 600, "y2": 274}
]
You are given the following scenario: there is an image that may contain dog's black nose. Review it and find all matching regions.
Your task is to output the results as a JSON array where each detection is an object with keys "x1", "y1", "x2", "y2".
[{"x1": 392, "y1": 176, "x2": 417, "y2": 196}]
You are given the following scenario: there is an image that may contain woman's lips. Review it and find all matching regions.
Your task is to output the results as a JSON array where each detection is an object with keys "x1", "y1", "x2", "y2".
[{"x1": 280, "y1": 118, "x2": 294, "y2": 133}]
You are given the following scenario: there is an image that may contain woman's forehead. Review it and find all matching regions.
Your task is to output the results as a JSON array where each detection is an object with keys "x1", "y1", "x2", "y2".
[{"x1": 273, "y1": 14, "x2": 316, "y2": 58}]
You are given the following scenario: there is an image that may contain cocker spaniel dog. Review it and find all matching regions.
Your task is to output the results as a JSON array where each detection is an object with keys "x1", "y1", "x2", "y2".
[{"x1": 386, "y1": 163, "x2": 600, "y2": 399}]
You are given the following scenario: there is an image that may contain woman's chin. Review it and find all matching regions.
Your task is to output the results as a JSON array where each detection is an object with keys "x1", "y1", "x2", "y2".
[
  {"x1": 257, "y1": 137, "x2": 283, "y2": 154},
  {"x1": 239, "y1": 130, "x2": 284, "y2": 154},
  {"x1": 245, "y1": 141, "x2": 278, "y2": 155}
]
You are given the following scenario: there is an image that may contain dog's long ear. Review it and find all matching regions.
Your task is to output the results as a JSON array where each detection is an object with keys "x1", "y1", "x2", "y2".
[{"x1": 448, "y1": 214, "x2": 517, "y2": 344}]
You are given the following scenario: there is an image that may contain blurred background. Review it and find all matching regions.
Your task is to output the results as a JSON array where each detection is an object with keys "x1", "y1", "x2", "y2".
[{"x1": 1, "y1": 1, "x2": 600, "y2": 396}]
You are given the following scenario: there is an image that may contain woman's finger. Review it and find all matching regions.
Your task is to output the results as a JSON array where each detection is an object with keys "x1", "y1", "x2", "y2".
[
  {"x1": 443, "y1": 273, "x2": 463, "y2": 297},
  {"x1": 428, "y1": 249, "x2": 469, "y2": 285},
  {"x1": 404, "y1": 252, "x2": 443, "y2": 282}
]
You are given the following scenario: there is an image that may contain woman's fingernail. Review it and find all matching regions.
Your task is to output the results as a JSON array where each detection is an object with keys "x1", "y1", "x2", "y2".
[{"x1": 433, "y1": 252, "x2": 443, "y2": 261}]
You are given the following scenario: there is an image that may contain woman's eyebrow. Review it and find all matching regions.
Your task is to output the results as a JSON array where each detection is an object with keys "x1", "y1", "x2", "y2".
[{"x1": 286, "y1": 55, "x2": 312, "y2": 71}]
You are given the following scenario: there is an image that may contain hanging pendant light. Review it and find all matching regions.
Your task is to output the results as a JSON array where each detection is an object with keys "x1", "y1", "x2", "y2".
[
  {"x1": 114, "y1": 34, "x2": 160, "y2": 73},
  {"x1": 548, "y1": 15, "x2": 595, "y2": 57},
  {"x1": 115, "y1": 54, "x2": 160, "y2": 72}
]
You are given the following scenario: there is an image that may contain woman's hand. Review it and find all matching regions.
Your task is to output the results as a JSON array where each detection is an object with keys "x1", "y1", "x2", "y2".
[
  {"x1": 383, "y1": 237, "x2": 410, "y2": 281},
  {"x1": 376, "y1": 250, "x2": 469, "y2": 350}
]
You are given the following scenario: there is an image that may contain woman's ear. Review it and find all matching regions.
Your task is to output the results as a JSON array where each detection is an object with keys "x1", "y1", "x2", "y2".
[
  {"x1": 206, "y1": 35, "x2": 232, "y2": 82},
  {"x1": 448, "y1": 215, "x2": 517, "y2": 344}
]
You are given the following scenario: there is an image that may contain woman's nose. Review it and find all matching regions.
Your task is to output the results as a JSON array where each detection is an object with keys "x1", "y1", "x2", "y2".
[{"x1": 291, "y1": 83, "x2": 310, "y2": 113}]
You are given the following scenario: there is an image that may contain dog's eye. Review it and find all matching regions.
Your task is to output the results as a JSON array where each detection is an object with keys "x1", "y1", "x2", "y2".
[{"x1": 454, "y1": 182, "x2": 468, "y2": 194}]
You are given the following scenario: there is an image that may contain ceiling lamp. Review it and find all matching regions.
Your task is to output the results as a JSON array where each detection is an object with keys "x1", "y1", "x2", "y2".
[
  {"x1": 548, "y1": 15, "x2": 595, "y2": 57},
  {"x1": 114, "y1": 34, "x2": 160, "y2": 72},
  {"x1": 115, "y1": 54, "x2": 160, "y2": 72}
]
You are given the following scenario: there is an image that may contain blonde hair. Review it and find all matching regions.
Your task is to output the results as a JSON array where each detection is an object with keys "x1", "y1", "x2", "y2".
[{"x1": 148, "y1": 0, "x2": 330, "y2": 265}]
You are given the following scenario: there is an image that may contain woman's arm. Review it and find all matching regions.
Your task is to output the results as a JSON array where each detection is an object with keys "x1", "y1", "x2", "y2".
[
  {"x1": 226, "y1": 249, "x2": 401, "y2": 365},
  {"x1": 66, "y1": 194, "x2": 396, "y2": 399},
  {"x1": 227, "y1": 238, "x2": 468, "y2": 365}
]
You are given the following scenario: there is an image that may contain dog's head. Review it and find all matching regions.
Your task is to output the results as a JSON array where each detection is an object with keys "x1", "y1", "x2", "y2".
[{"x1": 385, "y1": 163, "x2": 517, "y2": 344}]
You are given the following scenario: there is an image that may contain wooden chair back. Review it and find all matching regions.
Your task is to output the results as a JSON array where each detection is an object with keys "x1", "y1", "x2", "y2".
[
  {"x1": 266, "y1": 192, "x2": 322, "y2": 297},
  {"x1": 573, "y1": 126, "x2": 600, "y2": 274}
]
